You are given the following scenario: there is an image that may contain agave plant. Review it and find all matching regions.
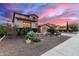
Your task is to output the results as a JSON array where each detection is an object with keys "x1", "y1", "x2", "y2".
[{"x1": 25, "y1": 30, "x2": 40, "y2": 42}]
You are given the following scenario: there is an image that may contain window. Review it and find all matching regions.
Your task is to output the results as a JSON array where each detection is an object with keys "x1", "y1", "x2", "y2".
[{"x1": 22, "y1": 21, "x2": 31, "y2": 28}]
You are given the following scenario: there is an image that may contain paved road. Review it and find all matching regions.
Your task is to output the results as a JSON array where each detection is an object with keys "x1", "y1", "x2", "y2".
[{"x1": 41, "y1": 32, "x2": 79, "y2": 56}]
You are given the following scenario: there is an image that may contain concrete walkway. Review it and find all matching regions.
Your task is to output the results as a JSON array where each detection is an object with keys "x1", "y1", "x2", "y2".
[{"x1": 41, "y1": 32, "x2": 79, "y2": 56}]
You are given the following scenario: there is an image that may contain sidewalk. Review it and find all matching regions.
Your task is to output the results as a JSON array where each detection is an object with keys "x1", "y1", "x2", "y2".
[{"x1": 41, "y1": 33, "x2": 79, "y2": 56}]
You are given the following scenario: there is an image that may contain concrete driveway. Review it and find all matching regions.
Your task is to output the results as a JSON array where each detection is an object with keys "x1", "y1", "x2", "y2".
[{"x1": 41, "y1": 32, "x2": 79, "y2": 56}]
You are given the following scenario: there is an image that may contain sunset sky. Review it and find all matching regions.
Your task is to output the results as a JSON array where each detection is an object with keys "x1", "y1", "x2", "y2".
[{"x1": 0, "y1": 3, "x2": 79, "y2": 26}]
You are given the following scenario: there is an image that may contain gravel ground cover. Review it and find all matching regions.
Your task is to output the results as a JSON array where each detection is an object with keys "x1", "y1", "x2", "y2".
[{"x1": 0, "y1": 35, "x2": 70, "y2": 56}]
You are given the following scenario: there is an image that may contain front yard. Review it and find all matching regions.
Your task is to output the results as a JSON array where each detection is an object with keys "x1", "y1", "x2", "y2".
[{"x1": 0, "y1": 35, "x2": 70, "y2": 56}]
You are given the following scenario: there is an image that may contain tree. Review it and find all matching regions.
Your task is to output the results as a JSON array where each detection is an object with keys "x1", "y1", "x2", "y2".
[
  {"x1": 0, "y1": 24, "x2": 17, "y2": 36},
  {"x1": 47, "y1": 26, "x2": 56, "y2": 34},
  {"x1": 66, "y1": 21, "x2": 69, "y2": 32},
  {"x1": 69, "y1": 23, "x2": 78, "y2": 32}
]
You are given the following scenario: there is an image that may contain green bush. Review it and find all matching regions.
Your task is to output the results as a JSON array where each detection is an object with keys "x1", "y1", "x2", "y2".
[
  {"x1": 17, "y1": 28, "x2": 31, "y2": 36},
  {"x1": 32, "y1": 28, "x2": 38, "y2": 32},
  {"x1": 47, "y1": 26, "x2": 56, "y2": 34},
  {"x1": 59, "y1": 30, "x2": 63, "y2": 32},
  {"x1": 69, "y1": 24, "x2": 78, "y2": 32},
  {"x1": 0, "y1": 33, "x2": 4, "y2": 37},
  {"x1": 17, "y1": 28, "x2": 38, "y2": 36},
  {"x1": 63, "y1": 30, "x2": 67, "y2": 32},
  {"x1": 69, "y1": 30, "x2": 73, "y2": 32},
  {"x1": 0, "y1": 24, "x2": 17, "y2": 37},
  {"x1": 32, "y1": 37, "x2": 40, "y2": 42}
]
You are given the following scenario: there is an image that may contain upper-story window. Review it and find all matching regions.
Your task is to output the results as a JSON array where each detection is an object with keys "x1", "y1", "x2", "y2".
[{"x1": 33, "y1": 16, "x2": 36, "y2": 19}]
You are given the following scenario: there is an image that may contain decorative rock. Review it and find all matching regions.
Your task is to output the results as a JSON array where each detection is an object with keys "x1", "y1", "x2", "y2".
[{"x1": 25, "y1": 39, "x2": 32, "y2": 44}]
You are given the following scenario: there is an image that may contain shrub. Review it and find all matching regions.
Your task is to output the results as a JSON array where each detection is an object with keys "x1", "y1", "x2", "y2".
[
  {"x1": 69, "y1": 23, "x2": 78, "y2": 32},
  {"x1": 0, "y1": 24, "x2": 17, "y2": 37},
  {"x1": 17, "y1": 28, "x2": 38, "y2": 36},
  {"x1": 32, "y1": 37, "x2": 40, "y2": 42},
  {"x1": 32, "y1": 28, "x2": 38, "y2": 32},
  {"x1": 17, "y1": 28, "x2": 31, "y2": 36},
  {"x1": 69, "y1": 30, "x2": 73, "y2": 32},
  {"x1": 58, "y1": 29, "x2": 63, "y2": 32},
  {"x1": 47, "y1": 26, "x2": 56, "y2": 34},
  {"x1": 25, "y1": 31, "x2": 40, "y2": 42},
  {"x1": 63, "y1": 30, "x2": 67, "y2": 32},
  {"x1": 0, "y1": 33, "x2": 4, "y2": 37}
]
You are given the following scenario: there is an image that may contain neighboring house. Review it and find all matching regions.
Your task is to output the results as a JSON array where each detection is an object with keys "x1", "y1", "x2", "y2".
[
  {"x1": 38, "y1": 23, "x2": 56, "y2": 33},
  {"x1": 38, "y1": 24, "x2": 48, "y2": 33},
  {"x1": 12, "y1": 12, "x2": 38, "y2": 29}
]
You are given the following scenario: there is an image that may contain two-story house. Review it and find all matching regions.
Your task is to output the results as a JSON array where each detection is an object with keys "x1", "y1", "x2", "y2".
[{"x1": 12, "y1": 12, "x2": 38, "y2": 29}]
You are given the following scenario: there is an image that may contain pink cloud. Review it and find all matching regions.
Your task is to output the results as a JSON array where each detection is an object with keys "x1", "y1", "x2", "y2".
[{"x1": 38, "y1": 4, "x2": 72, "y2": 19}]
